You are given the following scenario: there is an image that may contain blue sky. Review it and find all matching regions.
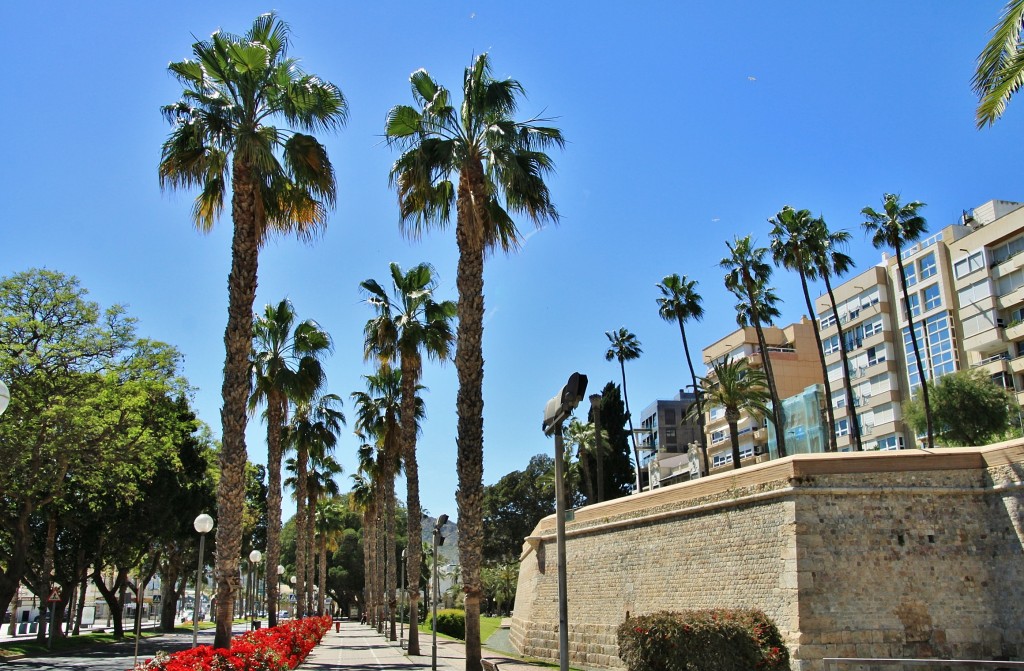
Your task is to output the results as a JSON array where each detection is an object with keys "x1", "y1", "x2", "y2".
[{"x1": 4, "y1": 1, "x2": 1021, "y2": 524}]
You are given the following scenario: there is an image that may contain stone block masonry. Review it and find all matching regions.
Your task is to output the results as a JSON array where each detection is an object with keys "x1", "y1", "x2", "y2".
[{"x1": 509, "y1": 442, "x2": 1024, "y2": 670}]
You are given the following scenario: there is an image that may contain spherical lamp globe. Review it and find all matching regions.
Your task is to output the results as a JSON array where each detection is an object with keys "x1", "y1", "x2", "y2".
[{"x1": 193, "y1": 514, "x2": 214, "y2": 535}]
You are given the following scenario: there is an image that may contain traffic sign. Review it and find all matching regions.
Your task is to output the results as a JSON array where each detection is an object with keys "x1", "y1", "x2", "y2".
[
  {"x1": 47, "y1": 587, "x2": 61, "y2": 603},
  {"x1": 289, "y1": 594, "x2": 296, "y2": 603}
]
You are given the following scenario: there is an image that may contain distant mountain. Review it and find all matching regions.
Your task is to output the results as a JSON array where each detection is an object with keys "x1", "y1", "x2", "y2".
[{"x1": 422, "y1": 515, "x2": 460, "y2": 566}]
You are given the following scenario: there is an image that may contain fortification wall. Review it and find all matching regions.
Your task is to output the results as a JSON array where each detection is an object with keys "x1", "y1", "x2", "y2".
[{"x1": 509, "y1": 443, "x2": 1024, "y2": 670}]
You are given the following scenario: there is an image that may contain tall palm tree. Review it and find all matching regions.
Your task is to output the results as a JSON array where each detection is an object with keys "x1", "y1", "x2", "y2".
[
  {"x1": 696, "y1": 358, "x2": 771, "y2": 470},
  {"x1": 314, "y1": 498, "x2": 347, "y2": 616},
  {"x1": 564, "y1": 419, "x2": 595, "y2": 504},
  {"x1": 974, "y1": 0, "x2": 1024, "y2": 127},
  {"x1": 286, "y1": 392, "x2": 345, "y2": 618},
  {"x1": 385, "y1": 53, "x2": 564, "y2": 669},
  {"x1": 160, "y1": 13, "x2": 347, "y2": 648},
  {"x1": 349, "y1": 459, "x2": 377, "y2": 625},
  {"x1": 768, "y1": 207, "x2": 840, "y2": 451},
  {"x1": 721, "y1": 236, "x2": 788, "y2": 457},
  {"x1": 655, "y1": 275, "x2": 708, "y2": 473},
  {"x1": 307, "y1": 456, "x2": 342, "y2": 615},
  {"x1": 605, "y1": 328, "x2": 643, "y2": 491},
  {"x1": 863, "y1": 194, "x2": 933, "y2": 449},
  {"x1": 352, "y1": 367, "x2": 405, "y2": 640},
  {"x1": 806, "y1": 216, "x2": 863, "y2": 451},
  {"x1": 249, "y1": 299, "x2": 330, "y2": 626},
  {"x1": 360, "y1": 262, "x2": 455, "y2": 655}
]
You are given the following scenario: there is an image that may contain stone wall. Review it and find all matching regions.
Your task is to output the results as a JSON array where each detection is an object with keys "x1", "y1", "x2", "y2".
[{"x1": 509, "y1": 442, "x2": 1024, "y2": 670}]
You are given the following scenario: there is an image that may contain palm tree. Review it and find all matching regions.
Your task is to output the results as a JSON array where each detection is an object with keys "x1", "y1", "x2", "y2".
[
  {"x1": 721, "y1": 236, "x2": 787, "y2": 457},
  {"x1": 352, "y1": 366, "x2": 407, "y2": 640},
  {"x1": 974, "y1": 0, "x2": 1024, "y2": 127},
  {"x1": 605, "y1": 328, "x2": 643, "y2": 491},
  {"x1": 655, "y1": 275, "x2": 708, "y2": 473},
  {"x1": 314, "y1": 498, "x2": 347, "y2": 616},
  {"x1": 249, "y1": 299, "x2": 330, "y2": 626},
  {"x1": 863, "y1": 194, "x2": 933, "y2": 449},
  {"x1": 349, "y1": 462, "x2": 377, "y2": 625},
  {"x1": 307, "y1": 457, "x2": 343, "y2": 615},
  {"x1": 696, "y1": 358, "x2": 771, "y2": 469},
  {"x1": 286, "y1": 392, "x2": 345, "y2": 618},
  {"x1": 160, "y1": 13, "x2": 347, "y2": 648},
  {"x1": 806, "y1": 216, "x2": 863, "y2": 451},
  {"x1": 564, "y1": 419, "x2": 595, "y2": 503},
  {"x1": 360, "y1": 262, "x2": 455, "y2": 655},
  {"x1": 768, "y1": 207, "x2": 840, "y2": 451},
  {"x1": 385, "y1": 53, "x2": 564, "y2": 669}
]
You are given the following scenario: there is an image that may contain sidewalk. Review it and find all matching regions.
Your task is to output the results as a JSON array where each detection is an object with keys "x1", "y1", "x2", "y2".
[{"x1": 299, "y1": 619, "x2": 552, "y2": 671}]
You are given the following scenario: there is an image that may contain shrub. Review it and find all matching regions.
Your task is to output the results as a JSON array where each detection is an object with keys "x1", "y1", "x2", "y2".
[
  {"x1": 616, "y1": 609, "x2": 789, "y2": 671},
  {"x1": 431, "y1": 609, "x2": 466, "y2": 639}
]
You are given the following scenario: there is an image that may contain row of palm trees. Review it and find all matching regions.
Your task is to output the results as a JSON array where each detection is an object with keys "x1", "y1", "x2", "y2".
[{"x1": 603, "y1": 195, "x2": 935, "y2": 479}]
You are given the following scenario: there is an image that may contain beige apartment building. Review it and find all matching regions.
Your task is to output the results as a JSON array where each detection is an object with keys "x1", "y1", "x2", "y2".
[
  {"x1": 699, "y1": 317, "x2": 823, "y2": 473},
  {"x1": 816, "y1": 198, "x2": 1024, "y2": 450}
]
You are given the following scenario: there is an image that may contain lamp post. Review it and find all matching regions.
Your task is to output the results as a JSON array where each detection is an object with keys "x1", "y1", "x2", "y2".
[
  {"x1": 192, "y1": 514, "x2": 214, "y2": 648},
  {"x1": 290, "y1": 576, "x2": 297, "y2": 619},
  {"x1": 542, "y1": 372, "x2": 589, "y2": 671},
  {"x1": 248, "y1": 550, "x2": 262, "y2": 629},
  {"x1": 399, "y1": 548, "x2": 406, "y2": 648},
  {"x1": 274, "y1": 565, "x2": 284, "y2": 624},
  {"x1": 431, "y1": 514, "x2": 449, "y2": 671}
]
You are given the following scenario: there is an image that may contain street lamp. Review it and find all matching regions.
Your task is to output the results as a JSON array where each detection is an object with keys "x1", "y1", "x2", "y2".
[
  {"x1": 290, "y1": 576, "x2": 297, "y2": 619},
  {"x1": 400, "y1": 548, "x2": 407, "y2": 648},
  {"x1": 248, "y1": 550, "x2": 262, "y2": 628},
  {"x1": 192, "y1": 513, "x2": 214, "y2": 648},
  {"x1": 431, "y1": 514, "x2": 449, "y2": 671},
  {"x1": 275, "y1": 565, "x2": 284, "y2": 623},
  {"x1": 542, "y1": 372, "x2": 589, "y2": 671}
]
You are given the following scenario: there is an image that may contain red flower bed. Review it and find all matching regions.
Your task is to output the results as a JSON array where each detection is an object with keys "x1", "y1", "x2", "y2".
[{"x1": 131, "y1": 615, "x2": 331, "y2": 671}]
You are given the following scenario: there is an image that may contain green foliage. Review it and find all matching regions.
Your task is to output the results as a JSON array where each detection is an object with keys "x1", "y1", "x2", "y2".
[
  {"x1": 584, "y1": 382, "x2": 636, "y2": 499},
  {"x1": 903, "y1": 369, "x2": 1014, "y2": 446},
  {"x1": 482, "y1": 455, "x2": 555, "y2": 563},
  {"x1": 617, "y1": 610, "x2": 789, "y2": 671},
  {"x1": 431, "y1": 608, "x2": 466, "y2": 639}
]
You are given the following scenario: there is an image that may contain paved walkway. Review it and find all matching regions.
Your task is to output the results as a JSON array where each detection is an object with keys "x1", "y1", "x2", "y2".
[{"x1": 299, "y1": 620, "x2": 551, "y2": 671}]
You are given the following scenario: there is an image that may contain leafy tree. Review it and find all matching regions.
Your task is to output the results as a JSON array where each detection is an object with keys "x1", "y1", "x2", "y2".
[
  {"x1": 695, "y1": 359, "x2": 770, "y2": 470},
  {"x1": 385, "y1": 53, "x2": 564, "y2": 669},
  {"x1": 862, "y1": 194, "x2": 933, "y2": 449},
  {"x1": 806, "y1": 215, "x2": 862, "y2": 451},
  {"x1": 160, "y1": 13, "x2": 347, "y2": 648},
  {"x1": 360, "y1": 262, "x2": 454, "y2": 655},
  {"x1": 904, "y1": 370, "x2": 1014, "y2": 446},
  {"x1": 769, "y1": 206, "x2": 841, "y2": 451},
  {"x1": 605, "y1": 328, "x2": 643, "y2": 490},
  {"x1": 656, "y1": 274, "x2": 708, "y2": 473},
  {"x1": 974, "y1": 0, "x2": 1024, "y2": 127},
  {"x1": 250, "y1": 298, "x2": 330, "y2": 627},
  {"x1": 721, "y1": 236, "x2": 787, "y2": 457},
  {"x1": 482, "y1": 455, "x2": 555, "y2": 564},
  {"x1": 582, "y1": 382, "x2": 636, "y2": 501}
]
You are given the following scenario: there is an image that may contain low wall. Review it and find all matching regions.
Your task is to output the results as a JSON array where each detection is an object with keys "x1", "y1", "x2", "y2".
[{"x1": 509, "y1": 442, "x2": 1024, "y2": 670}]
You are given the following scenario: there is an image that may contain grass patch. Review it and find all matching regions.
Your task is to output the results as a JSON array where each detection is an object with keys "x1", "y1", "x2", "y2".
[
  {"x1": 415, "y1": 614, "x2": 503, "y2": 643},
  {"x1": 0, "y1": 629, "x2": 162, "y2": 658}
]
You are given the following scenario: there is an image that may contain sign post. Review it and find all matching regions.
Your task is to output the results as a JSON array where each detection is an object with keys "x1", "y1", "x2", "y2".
[{"x1": 47, "y1": 587, "x2": 60, "y2": 650}]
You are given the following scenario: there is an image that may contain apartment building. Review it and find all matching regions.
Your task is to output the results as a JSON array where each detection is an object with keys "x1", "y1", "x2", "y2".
[
  {"x1": 814, "y1": 265, "x2": 908, "y2": 451},
  {"x1": 700, "y1": 318, "x2": 823, "y2": 473},
  {"x1": 638, "y1": 391, "x2": 702, "y2": 488},
  {"x1": 815, "y1": 198, "x2": 1024, "y2": 450}
]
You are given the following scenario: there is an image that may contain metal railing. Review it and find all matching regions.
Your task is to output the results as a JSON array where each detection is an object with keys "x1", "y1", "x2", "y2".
[{"x1": 824, "y1": 657, "x2": 1024, "y2": 671}]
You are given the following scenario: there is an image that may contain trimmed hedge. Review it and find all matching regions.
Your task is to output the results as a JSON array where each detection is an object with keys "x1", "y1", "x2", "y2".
[
  {"x1": 617, "y1": 609, "x2": 789, "y2": 671},
  {"x1": 430, "y1": 609, "x2": 465, "y2": 639}
]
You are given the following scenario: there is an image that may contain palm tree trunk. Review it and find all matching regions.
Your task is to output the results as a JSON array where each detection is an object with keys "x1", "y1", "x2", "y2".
[
  {"x1": 455, "y1": 166, "x2": 486, "y2": 671},
  {"x1": 744, "y1": 276, "x2": 787, "y2": 457},
  {"x1": 823, "y1": 275, "x2": 862, "y2": 450},
  {"x1": 727, "y1": 415, "x2": 743, "y2": 469},
  {"x1": 385, "y1": 467, "x2": 397, "y2": 641},
  {"x1": 400, "y1": 356, "x2": 424, "y2": 655},
  {"x1": 214, "y1": 159, "x2": 259, "y2": 649},
  {"x1": 591, "y1": 400, "x2": 606, "y2": 503},
  {"x1": 265, "y1": 393, "x2": 285, "y2": 627},
  {"x1": 677, "y1": 318, "x2": 710, "y2": 476},
  {"x1": 317, "y1": 534, "x2": 327, "y2": 616},
  {"x1": 306, "y1": 488, "x2": 317, "y2": 615},
  {"x1": 295, "y1": 443, "x2": 308, "y2": 619},
  {"x1": 619, "y1": 359, "x2": 642, "y2": 491},
  {"x1": 895, "y1": 253, "x2": 934, "y2": 448},
  {"x1": 797, "y1": 273, "x2": 838, "y2": 451}
]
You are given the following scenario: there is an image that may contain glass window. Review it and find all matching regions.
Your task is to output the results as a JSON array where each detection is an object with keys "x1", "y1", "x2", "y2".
[
  {"x1": 922, "y1": 284, "x2": 941, "y2": 311},
  {"x1": 864, "y1": 317, "x2": 883, "y2": 338},
  {"x1": 867, "y1": 345, "x2": 887, "y2": 367},
  {"x1": 954, "y1": 251, "x2": 984, "y2": 279},
  {"x1": 876, "y1": 435, "x2": 904, "y2": 451},
  {"x1": 823, "y1": 334, "x2": 841, "y2": 355},
  {"x1": 835, "y1": 418, "x2": 850, "y2": 437},
  {"x1": 903, "y1": 262, "x2": 917, "y2": 287},
  {"x1": 820, "y1": 312, "x2": 836, "y2": 329},
  {"x1": 904, "y1": 293, "x2": 921, "y2": 319},
  {"x1": 918, "y1": 252, "x2": 937, "y2": 280}
]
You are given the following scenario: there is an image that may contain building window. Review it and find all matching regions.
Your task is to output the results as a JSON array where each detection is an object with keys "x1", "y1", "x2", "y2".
[
  {"x1": 875, "y1": 435, "x2": 904, "y2": 451},
  {"x1": 903, "y1": 293, "x2": 921, "y2": 319},
  {"x1": 918, "y1": 252, "x2": 937, "y2": 280},
  {"x1": 867, "y1": 345, "x2": 887, "y2": 367},
  {"x1": 954, "y1": 251, "x2": 984, "y2": 279},
  {"x1": 835, "y1": 418, "x2": 850, "y2": 437},
  {"x1": 902, "y1": 313, "x2": 957, "y2": 390},
  {"x1": 903, "y1": 262, "x2": 918, "y2": 288},
  {"x1": 820, "y1": 312, "x2": 836, "y2": 329},
  {"x1": 922, "y1": 284, "x2": 941, "y2": 311},
  {"x1": 711, "y1": 429, "x2": 727, "y2": 445},
  {"x1": 958, "y1": 278, "x2": 992, "y2": 306},
  {"x1": 823, "y1": 335, "x2": 841, "y2": 355},
  {"x1": 712, "y1": 452, "x2": 732, "y2": 468},
  {"x1": 863, "y1": 317, "x2": 884, "y2": 338}
]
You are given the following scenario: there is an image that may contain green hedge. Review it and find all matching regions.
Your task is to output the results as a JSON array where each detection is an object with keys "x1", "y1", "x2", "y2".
[
  {"x1": 617, "y1": 609, "x2": 789, "y2": 671},
  {"x1": 431, "y1": 609, "x2": 465, "y2": 639}
]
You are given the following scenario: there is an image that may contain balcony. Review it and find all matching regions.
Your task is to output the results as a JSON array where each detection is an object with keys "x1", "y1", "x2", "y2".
[
  {"x1": 1012, "y1": 356, "x2": 1024, "y2": 376},
  {"x1": 972, "y1": 352, "x2": 1010, "y2": 377},
  {"x1": 962, "y1": 325, "x2": 1005, "y2": 353},
  {"x1": 997, "y1": 285, "x2": 1024, "y2": 313},
  {"x1": 1006, "y1": 320, "x2": 1024, "y2": 342}
]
